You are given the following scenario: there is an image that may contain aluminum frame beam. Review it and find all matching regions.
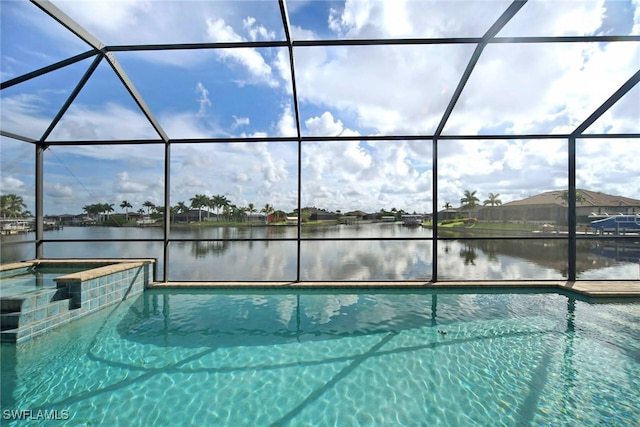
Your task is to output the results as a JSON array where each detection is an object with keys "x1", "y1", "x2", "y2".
[
  {"x1": 279, "y1": 0, "x2": 304, "y2": 282},
  {"x1": 30, "y1": 0, "x2": 104, "y2": 50}
]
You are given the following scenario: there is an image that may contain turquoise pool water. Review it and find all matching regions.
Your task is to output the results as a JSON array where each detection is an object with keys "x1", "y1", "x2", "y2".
[
  {"x1": 0, "y1": 265, "x2": 94, "y2": 297},
  {"x1": 1, "y1": 290, "x2": 639, "y2": 426}
]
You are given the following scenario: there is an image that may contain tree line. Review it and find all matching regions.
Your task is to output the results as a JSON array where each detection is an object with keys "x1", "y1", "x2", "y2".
[
  {"x1": 81, "y1": 194, "x2": 289, "y2": 223},
  {"x1": 2, "y1": 190, "x2": 508, "y2": 223},
  {"x1": 441, "y1": 190, "x2": 503, "y2": 218}
]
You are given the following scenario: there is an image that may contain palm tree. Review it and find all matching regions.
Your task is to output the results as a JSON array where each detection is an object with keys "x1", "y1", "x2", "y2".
[
  {"x1": 272, "y1": 210, "x2": 287, "y2": 222},
  {"x1": 483, "y1": 193, "x2": 502, "y2": 207},
  {"x1": 143, "y1": 201, "x2": 155, "y2": 215},
  {"x1": 443, "y1": 202, "x2": 452, "y2": 210},
  {"x1": 83, "y1": 204, "x2": 101, "y2": 219},
  {"x1": 460, "y1": 190, "x2": 480, "y2": 218},
  {"x1": 175, "y1": 201, "x2": 188, "y2": 213},
  {"x1": 190, "y1": 194, "x2": 209, "y2": 222},
  {"x1": 102, "y1": 203, "x2": 114, "y2": 221},
  {"x1": 261, "y1": 203, "x2": 274, "y2": 223},
  {"x1": 211, "y1": 194, "x2": 229, "y2": 220},
  {"x1": 173, "y1": 201, "x2": 188, "y2": 223},
  {"x1": 483, "y1": 193, "x2": 502, "y2": 221},
  {"x1": 260, "y1": 203, "x2": 273, "y2": 215},
  {"x1": 222, "y1": 205, "x2": 232, "y2": 221},
  {"x1": 205, "y1": 197, "x2": 216, "y2": 220},
  {"x1": 229, "y1": 204, "x2": 246, "y2": 222},
  {"x1": 556, "y1": 190, "x2": 585, "y2": 205},
  {"x1": 1, "y1": 194, "x2": 27, "y2": 218},
  {"x1": 246, "y1": 203, "x2": 257, "y2": 222},
  {"x1": 120, "y1": 200, "x2": 132, "y2": 221}
]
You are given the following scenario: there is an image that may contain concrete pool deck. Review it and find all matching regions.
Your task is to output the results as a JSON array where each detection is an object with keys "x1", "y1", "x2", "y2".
[{"x1": 147, "y1": 280, "x2": 640, "y2": 299}]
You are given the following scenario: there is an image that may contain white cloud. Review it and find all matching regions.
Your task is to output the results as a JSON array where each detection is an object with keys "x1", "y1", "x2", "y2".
[
  {"x1": 232, "y1": 115, "x2": 250, "y2": 128},
  {"x1": 171, "y1": 141, "x2": 297, "y2": 211},
  {"x1": 330, "y1": 0, "x2": 511, "y2": 38},
  {"x1": 294, "y1": 0, "x2": 638, "y2": 140},
  {"x1": 115, "y1": 171, "x2": 148, "y2": 194},
  {"x1": 252, "y1": 144, "x2": 289, "y2": 191},
  {"x1": 634, "y1": 0, "x2": 640, "y2": 34},
  {"x1": 0, "y1": 93, "x2": 57, "y2": 139},
  {"x1": 56, "y1": 0, "x2": 152, "y2": 35},
  {"x1": 499, "y1": 0, "x2": 606, "y2": 37},
  {"x1": 159, "y1": 111, "x2": 223, "y2": 139},
  {"x1": 44, "y1": 182, "x2": 73, "y2": 198},
  {"x1": 586, "y1": 84, "x2": 640, "y2": 134},
  {"x1": 443, "y1": 40, "x2": 640, "y2": 135},
  {"x1": 576, "y1": 139, "x2": 640, "y2": 199},
  {"x1": 0, "y1": 176, "x2": 27, "y2": 194},
  {"x1": 206, "y1": 17, "x2": 279, "y2": 88},
  {"x1": 305, "y1": 112, "x2": 346, "y2": 136},
  {"x1": 48, "y1": 102, "x2": 160, "y2": 141},
  {"x1": 273, "y1": 49, "x2": 293, "y2": 86},
  {"x1": 195, "y1": 82, "x2": 211, "y2": 116},
  {"x1": 301, "y1": 139, "x2": 433, "y2": 212},
  {"x1": 243, "y1": 16, "x2": 276, "y2": 41},
  {"x1": 276, "y1": 104, "x2": 297, "y2": 137},
  {"x1": 437, "y1": 139, "x2": 569, "y2": 206},
  {"x1": 293, "y1": 40, "x2": 476, "y2": 135}
]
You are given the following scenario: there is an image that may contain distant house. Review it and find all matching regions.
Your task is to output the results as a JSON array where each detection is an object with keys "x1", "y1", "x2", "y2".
[
  {"x1": 477, "y1": 189, "x2": 640, "y2": 225},
  {"x1": 295, "y1": 207, "x2": 339, "y2": 221},
  {"x1": 245, "y1": 212, "x2": 267, "y2": 223},
  {"x1": 47, "y1": 214, "x2": 96, "y2": 226},
  {"x1": 172, "y1": 209, "x2": 212, "y2": 223},
  {"x1": 436, "y1": 208, "x2": 459, "y2": 221},
  {"x1": 310, "y1": 211, "x2": 338, "y2": 221},
  {"x1": 344, "y1": 210, "x2": 367, "y2": 219}
]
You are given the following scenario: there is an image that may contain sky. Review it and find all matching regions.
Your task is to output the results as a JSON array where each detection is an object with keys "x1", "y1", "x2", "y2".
[{"x1": 0, "y1": 0, "x2": 639, "y2": 216}]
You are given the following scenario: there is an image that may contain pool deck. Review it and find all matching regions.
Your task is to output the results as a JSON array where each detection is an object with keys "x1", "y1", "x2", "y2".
[{"x1": 148, "y1": 280, "x2": 640, "y2": 299}]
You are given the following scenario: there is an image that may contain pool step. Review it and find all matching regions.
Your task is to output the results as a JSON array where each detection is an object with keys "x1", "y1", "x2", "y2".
[{"x1": 0, "y1": 288, "x2": 79, "y2": 343}]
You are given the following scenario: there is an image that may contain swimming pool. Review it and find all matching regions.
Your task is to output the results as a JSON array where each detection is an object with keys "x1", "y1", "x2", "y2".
[
  {"x1": 0, "y1": 266, "x2": 89, "y2": 297},
  {"x1": 1, "y1": 290, "x2": 638, "y2": 426}
]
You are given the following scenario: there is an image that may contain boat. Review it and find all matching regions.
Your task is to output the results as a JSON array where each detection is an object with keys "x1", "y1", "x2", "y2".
[
  {"x1": 136, "y1": 217, "x2": 157, "y2": 226},
  {"x1": 1, "y1": 219, "x2": 33, "y2": 233},
  {"x1": 590, "y1": 214, "x2": 640, "y2": 233},
  {"x1": 401, "y1": 215, "x2": 423, "y2": 226},
  {"x1": 587, "y1": 212, "x2": 609, "y2": 220},
  {"x1": 589, "y1": 241, "x2": 640, "y2": 262}
]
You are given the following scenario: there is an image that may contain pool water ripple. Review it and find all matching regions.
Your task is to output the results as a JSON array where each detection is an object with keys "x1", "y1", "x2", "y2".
[{"x1": 1, "y1": 291, "x2": 638, "y2": 426}]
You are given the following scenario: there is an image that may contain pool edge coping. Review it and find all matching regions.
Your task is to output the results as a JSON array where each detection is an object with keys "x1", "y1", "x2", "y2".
[{"x1": 146, "y1": 280, "x2": 640, "y2": 299}]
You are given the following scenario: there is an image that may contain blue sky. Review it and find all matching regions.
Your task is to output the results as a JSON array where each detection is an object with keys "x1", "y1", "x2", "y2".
[{"x1": 1, "y1": 0, "x2": 639, "y2": 216}]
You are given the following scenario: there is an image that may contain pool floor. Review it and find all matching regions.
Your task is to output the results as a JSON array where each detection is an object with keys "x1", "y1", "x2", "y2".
[{"x1": 1, "y1": 290, "x2": 638, "y2": 426}]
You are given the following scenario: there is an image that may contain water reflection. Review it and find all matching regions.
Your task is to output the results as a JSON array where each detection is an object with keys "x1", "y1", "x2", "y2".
[
  {"x1": 115, "y1": 290, "x2": 571, "y2": 349},
  {"x1": 459, "y1": 246, "x2": 477, "y2": 266},
  {"x1": 1, "y1": 225, "x2": 638, "y2": 280},
  {"x1": 441, "y1": 239, "x2": 639, "y2": 280}
]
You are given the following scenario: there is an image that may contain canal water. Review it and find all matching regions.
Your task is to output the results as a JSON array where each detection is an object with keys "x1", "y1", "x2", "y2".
[{"x1": 1, "y1": 224, "x2": 638, "y2": 281}]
